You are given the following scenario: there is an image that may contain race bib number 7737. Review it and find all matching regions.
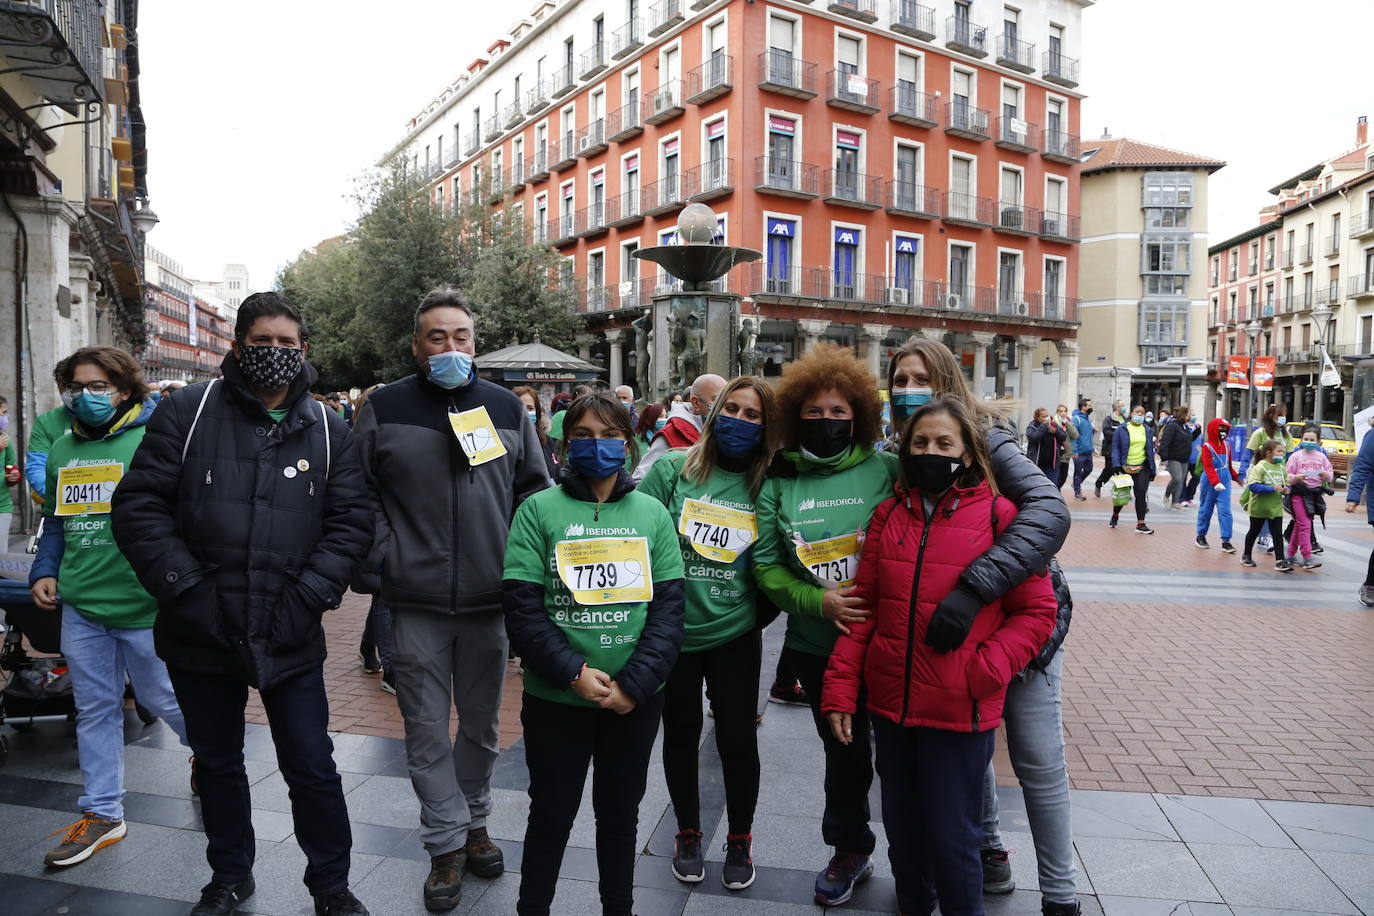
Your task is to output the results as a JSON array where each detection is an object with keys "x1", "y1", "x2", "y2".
[
  {"x1": 555, "y1": 537, "x2": 654, "y2": 606},
  {"x1": 55, "y1": 463, "x2": 123, "y2": 517},
  {"x1": 794, "y1": 532, "x2": 860, "y2": 589}
]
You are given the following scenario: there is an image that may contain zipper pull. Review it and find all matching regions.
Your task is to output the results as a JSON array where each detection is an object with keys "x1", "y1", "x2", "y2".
[
  {"x1": 205, "y1": 468, "x2": 212, "y2": 485},
  {"x1": 309, "y1": 481, "x2": 315, "y2": 497}
]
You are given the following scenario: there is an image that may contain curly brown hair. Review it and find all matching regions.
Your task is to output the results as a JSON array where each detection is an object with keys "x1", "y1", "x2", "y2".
[{"x1": 775, "y1": 343, "x2": 882, "y2": 450}]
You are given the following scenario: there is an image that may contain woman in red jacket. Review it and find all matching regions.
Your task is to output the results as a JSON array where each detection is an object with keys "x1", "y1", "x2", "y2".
[{"x1": 822, "y1": 395, "x2": 1056, "y2": 916}]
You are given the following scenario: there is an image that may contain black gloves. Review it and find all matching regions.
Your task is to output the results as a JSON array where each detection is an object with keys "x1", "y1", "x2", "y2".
[{"x1": 925, "y1": 585, "x2": 983, "y2": 654}]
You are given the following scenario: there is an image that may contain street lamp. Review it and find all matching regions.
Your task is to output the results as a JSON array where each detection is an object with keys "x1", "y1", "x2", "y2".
[
  {"x1": 1312, "y1": 304, "x2": 1334, "y2": 429},
  {"x1": 1042, "y1": 356, "x2": 1054, "y2": 375},
  {"x1": 130, "y1": 199, "x2": 160, "y2": 235},
  {"x1": 1244, "y1": 319, "x2": 1261, "y2": 427}
]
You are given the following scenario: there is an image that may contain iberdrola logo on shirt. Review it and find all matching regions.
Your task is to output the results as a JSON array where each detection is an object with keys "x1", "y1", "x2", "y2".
[
  {"x1": 565, "y1": 522, "x2": 586, "y2": 538},
  {"x1": 797, "y1": 497, "x2": 816, "y2": 512}
]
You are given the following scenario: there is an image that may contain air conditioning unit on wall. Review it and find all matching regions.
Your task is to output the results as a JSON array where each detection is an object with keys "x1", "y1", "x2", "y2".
[
  {"x1": 888, "y1": 286, "x2": 909, "y2": 305},
  {"x1": 945, "y1": 294, "x2": 962, "y2": 309}
]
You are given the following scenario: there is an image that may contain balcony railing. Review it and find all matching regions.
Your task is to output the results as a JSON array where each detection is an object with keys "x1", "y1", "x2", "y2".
[
  {"x1": 551, "y1": 62, "x2": 576, "y2": 98},
  {"x1": 945, "y1": 16, "x2": 989, "y2": 57},
  {"x1": 997, "y1": 202, "x2": 1041, "y2": 235},
  {"x1": 1283, "y1": 248, "x2": 1295, "y2": 269},
  {"x1": 827, "y1": 70, "x2": 880, "y2": 113},
  {"x1": 611, "y1": 19, "x2": 644, "y2": 59},
  {"x1": 525, "y1": 80, "x2": 550, "y2": 113},
  {"x1": 1315, "y1": 282, "x2": 1341, "y2": 307},
  {"x1": 1249, "y1": 258, "x2": 1260, "y2": 274},
  {"x1": 1043, "y1": 51, "x2": 1080, "y2": 88},
  {"x1": 503, "y1": 102, "x2": 524, "y2": 129},
  {"x1": 464, "y1": 129, "x2": 480, "y2": 157},
  {"x1": 548, "y1": 212, "x2": 576, "y2": 246},
  {"x1": 1299, "y1": 243, "x2": 1314, "y2": 265},
  {"x1": 648, "y1": 0, "x2": 684, "y2": 36},
  {"x1": 686, "y1": 54, "x2": 733, "y2": 105},
  {"x1": 994, "y1": 116, "x2": 1038, "y2": 153},
  {"x1": 641, "y1": 173, "x2": 684, "y2": 215},
  {"x1": 0, "y1": 0, "x2": 103, "y2": 105},
  {"x1": 575, "y1": 119, "x2": 607, "y2": 158},
  {"x1": 606, "y1": 188, "x2": 644, "y2": 227},
  {"x1": 757, "y1": 50, "x2": 818, "y2": 98},
  {"x1": 1349, "y1": 275, "x2": 1374, "y2": 298},
  {"x1": 549, "y1": 137, "x2": 578, "y2": 171},
  {"x1": 1042, "y1": 129, "x2": 1080, "y2": 164},
  {"x1": 573, "y1": 199, "x2": 607, "y2": 237},
  {"x1": 890, "y1": 85, "x2": 938, "y2": 127},
  {"x1": 824, "y1": 168, "x2": 883, "y2": 208},
  {"x1": 684, "y1": 158, "x2": 735, "y2": 202},
  {"x1": 483, "y1": 114, "x2": 502, "y2": 142},
  {"x1": 1325, "y1": 236, "x2": 1341, "y2": 257},
  {"x1": 508, "y1": 160, "x2": 527, "y2": 189},
  {"x1": 442, "y1": 144, "x2": 461, "y2": 169},
  {"x1": 606, "y1": 102, "x2": 642, "y2": 144},
  {"x1": 644, "y1": 80, "x2": 684, "y2": 125},
  {"x1": 580, "y1": 42, "x2": 607, "y2": 79},
  {"x1": 1350, "y1": 210, "x2": 1374, "y2": 239},
  {"x1": 754, "y1": 156, "x2": 821, "y2": 198},
  {"x1": 943, "y1": 192, "x2": 995, "y2": 226},
  {"x1": 827, "y1": 0, "x2": 878, "y2": 23},
  {"x1": 945, "y1": 101, "x2": 990, "y2": 140},
  {"x1": 997, "y1": 34, "x2": 1036, "y2": 73},
  {"x1": 1039, "y1": 212, "x2": 1080, "y2": 242},
  {"x1": 527, "y1": 150, "x2": 550, "y2": 182},
  {"x1": 891, "y1": 0, "x2": 936, "y2": 41},
  {"x1": 885, "y1": 181, "x2": 941, "y2": 218}
]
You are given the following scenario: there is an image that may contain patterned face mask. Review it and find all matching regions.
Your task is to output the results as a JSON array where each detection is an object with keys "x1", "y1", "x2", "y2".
[{"x1": 238, "y1": 345, "x2": 305, "y2": 390}]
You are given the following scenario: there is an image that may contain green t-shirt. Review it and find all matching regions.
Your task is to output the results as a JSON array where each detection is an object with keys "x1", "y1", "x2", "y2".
[
  {"x1": 503, "y1": 484, "x2": 684, "y2": 706},
  {"x1": 0, "y1": 438, "x2": 15, "y2": 514},
  {"x1": 754, "y1": 446, "x2": 899, "y2": 656},
  {"x1": 26, "y1": 405, "x2": 73, "y2": 502},
  {"x1": 1244, "y1": 459, "x2": 1286, "y2": 518},
  {"x1": 1247, "y1": 426, "x2": 1293, "y2": 457},
  {"x1": 549, "y1": 409, "x2": 566, "y2": 441},
  {"x1": 267, "y1": 408, "x2": 290, "y2": 423},
  {"x1": 638, "y1": 451, "x2": 758, "y2": 654},
  {"x1": 45, "y1": 422, "x2": 157, "y2": 628}
]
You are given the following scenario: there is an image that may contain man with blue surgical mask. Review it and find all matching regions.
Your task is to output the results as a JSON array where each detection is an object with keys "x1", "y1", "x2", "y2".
[{"x1": 351, "y1": 287, "x2": 550, "y2": 913}]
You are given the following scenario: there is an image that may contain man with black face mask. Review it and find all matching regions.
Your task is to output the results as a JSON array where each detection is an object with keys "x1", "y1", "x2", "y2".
[{"x1": 113, "y1": 292, "x2": 374, "y2": 916}]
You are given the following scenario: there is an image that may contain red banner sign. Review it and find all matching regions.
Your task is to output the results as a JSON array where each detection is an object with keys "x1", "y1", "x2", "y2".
[
  {"x1": 1252, "y1": 355, "x2": 1276, "y2": 392},
  {"x1": 1225, "y1": 355, "x2": 1249, "y2": 389}
]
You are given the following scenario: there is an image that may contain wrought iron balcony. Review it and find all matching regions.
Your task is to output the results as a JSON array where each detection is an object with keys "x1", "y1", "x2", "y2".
[
  {"x1": 573, "y1": 200, "x2": 608, "y2": 238},
  {"x1": 640, "y1": 174, "x2": 684, "y2": 215},
  {"x1": 827, "y1": 0, "x2": 877, "y2": 23},
  {"x1": 606, "y1": 189, "x2": 644, "y2": 227},
  {"x1": 503, "y1": 102, "x2": 524, "y2": 129},
  {"x1": 0, "y1": 0, "x2": 102, "y2": 105},
  {"x1": 826, "y1": 70, "x2": 880, "y2": 114},
  {"x1": 580, "y1": 43, "x2": 607, "y2": 80},
  {"x1": 1038, "y1": 212, "x2": 1080, "y2": 242},
  {"x1": 891, "y1": 0, "x2": 936, "y2": 41},
  {"x1": 994, "y1": 116, "x2": 1038, "y2": 153},
  {"x1": 508, "y1": 160, "x2": 527, "y2": 190},
  {"x1": 486, "y1": 174, "x2": 506, "y2": 204},
  {"x1": 823, "y1": 169, "x2": 883, "y2": 209},
  {"x1": 551, "y1": 62, "x2": 576, "y2": 98},
  {"x1": 644, "y1": 80, "x2": 684, "y2": 125},
  {"x1": 1325, "y1": 236, "x2": 1341, "y2": 258},
  {"x1": 686, "y1": 54, "x2": 733, "y2": 105},
  {"x1": 996, "y1": 202, "x2": 1041, "y2": 236},
  {"x1": 1349, "y1": 275, "x2": 1374, "y2": 299},
  {"x1": 1043, "y1": 51, "x2": 1080, "y2": 88},
  {"x1": 890, "y1": 85, "x2": 938, "y2": 127},
  {"x1": 1283, "y1": 248, "x2": 1295, "y2": 269},
  {"x1": 885, "y1": 181, "x2": 941, "y2": 218},
  {"x1": 464, "y1": 129, "x2": 480, "y2": 157},
  {"x1": 443, "y1": 145, "x2": 461, "y2": 169},
  {"x1": 945, "y1": 16, "x2": 989, "y2": 58},
  {"x1": 1042, "y1": 130, "x2": 1080, "y2": 164},
  {"x1": 1314, "y1": 281, "x2": 1341, "y2": 307},
  {"x1": 1351, "y1": 210, "x2": 1374, "y2": 239},
  {"x1": 547, "y1": 213, "x2": 576, "y2": 247},
  {"x1": 575, "y1": 119, "x2": 608, "y2": 158},
  {"x1": 1249, "y1": 258, "x2": 1260, "y2": 274},
  {"x1": 757, "y1": 50, "x2": 818, "y2": 99},
  {"x1": 483, "y1": 115, "x2": 502, "y2": 142},
  {"x1": 944, "y1": 102, "x2": 990, "y2": 140},
  {"x1": 684, "y1": 158, "x2": 735, "y2": 202},
  {"x1": 526, "y1": 150, "x2": 550, "y2": 182},
  {"x1": 943, "y1": 192, "x2": 995, "y2": 227},
  {"x1": 754, "y1": 156, "x2": 821, "y2": 199},
  {"x1": 648, "y1": 0, "x2": 684, "y2": 37},
  {"x1": 996, "y1": 34, "x2": 1036, "y2": 73},
  {"x1": 611, "y1": 19, "x2": 643, "y2": 59},
  {"x1": 549, "y1": 137, "x2": 578, "y2": 172},
  {"x1": 526, "y1": 81, "x2": 550, "y2": 113},
  {"x1": 607, "y1": 100, "x2": 643, "y2": 142},
  {"x1": 1299, "y1": 243, "x2": 1314, "y2": 265}
]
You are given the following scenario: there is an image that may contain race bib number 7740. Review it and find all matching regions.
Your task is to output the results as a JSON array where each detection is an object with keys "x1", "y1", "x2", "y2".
[{"x1": 678, "y1": 498, "x2": 756, "y2": 564}]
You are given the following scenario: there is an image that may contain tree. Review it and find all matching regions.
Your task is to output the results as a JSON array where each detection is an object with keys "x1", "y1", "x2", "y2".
[{"x1": 465, "y1": 211, "x2": 581, "y2": 354}]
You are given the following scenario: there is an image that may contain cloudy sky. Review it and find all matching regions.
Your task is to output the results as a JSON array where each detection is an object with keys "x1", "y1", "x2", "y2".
[{"x1": 139, "y1": 0, "x2": 1370, "y2": 289}]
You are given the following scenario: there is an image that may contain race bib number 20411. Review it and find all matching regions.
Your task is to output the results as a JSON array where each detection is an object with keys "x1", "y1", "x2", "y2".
[{"x1": 55, "y1": 463, "x2": 123, "y2": 517}]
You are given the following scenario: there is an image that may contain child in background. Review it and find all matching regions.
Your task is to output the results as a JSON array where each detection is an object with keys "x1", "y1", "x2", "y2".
[
  {"x1": 1285, "y1": 424, "x2": 1332, "y2": 569},
  {"x1": 1241, "y1": 439, "x2": 1292, "y2": 572}
]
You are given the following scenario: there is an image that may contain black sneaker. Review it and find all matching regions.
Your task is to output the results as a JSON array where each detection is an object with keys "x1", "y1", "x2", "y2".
[
  {"x1": 380, "y1": 669, "x2": 396, "y2": 696},
  {"x1": 314, "y1": 889, "x2": 369, "y2": 916},
  {"x1": 1135, "y1": 523, "x2": 1154, "y2": 535},
  {"x1": 1074, "y1": 493, "x2": 1086, "y2": 501},
  {"x1": 464, "y1": 827, "x2": 504, "y2": 878},
  {"x1": 190, "y1": 876, "x2": 255, "y2": 916},
  {"x1": 671, "y1": 829, "x2": 705, "y2": 883},
  {"x1": 1221, "y1": 541, "x2": 1236, "y2": 554},
  {"x1": 981, "y1": 847, "x2": 1015, "y2": 894},
  {"x1": 814, "y1": 851, "x2": 873, "y2": 906},
  {"x1": 1195, "y1": 535, "x2": 1209, "y2": 549},
  {"x1": 1042, "y1": 901, "x2": 1082, "y2": 916},
  {"x1": 1276, "y1": 559, "x2": 1294, "y2": 573},
  {"x1": 722, "y1": 833, "x2": 755, "y2": 890},
  {"x1": 1108, "y1": 517, "x2": 1118, "y2": 528},
  {"x1": 767, "y1": 680, "x2": 809, "y2": 706},
  {"x1": 1240, "y1": 556, "x2": 1257, "y2": 567},
  {"x1": 424, "y1": 849, "x2": 465, "y2": 912},
  {"x1": 357, "y1": 649, "x2": 381, "y2": 674},
  {"x1": 1095, "y1": 484, "x2": 1102, "y2": 498}
]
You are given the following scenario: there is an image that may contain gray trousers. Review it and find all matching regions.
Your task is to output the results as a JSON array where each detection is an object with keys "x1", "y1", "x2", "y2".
[{"x1": 392, "y1": 608, "x2": 508, "y2": 855}]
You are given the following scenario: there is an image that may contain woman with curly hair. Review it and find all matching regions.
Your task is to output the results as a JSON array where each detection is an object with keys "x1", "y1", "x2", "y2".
[{"x1": 752, "y1": 343, "x2": 899, "y2": 906}]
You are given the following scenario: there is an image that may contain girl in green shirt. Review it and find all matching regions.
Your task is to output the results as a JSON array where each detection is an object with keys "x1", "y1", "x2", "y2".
[
  {"x1": 639, "y1": 376, "x2": 778, "y2": 891},
  {"x1": 1246, "y1": 404, "x2": 1294, "y2": 467},
  {"x1": 1241, "y1": 438, "x2": 1292, "y2": 571}
]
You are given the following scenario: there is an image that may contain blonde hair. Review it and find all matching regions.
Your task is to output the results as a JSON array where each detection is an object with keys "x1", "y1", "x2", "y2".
[{"x1": 682, "y1": 376, "x2": 778, "y2": 496}]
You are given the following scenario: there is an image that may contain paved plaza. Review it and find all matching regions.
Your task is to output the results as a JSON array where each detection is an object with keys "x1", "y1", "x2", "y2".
[{"x1": 2, "y1": 467, "x2": 1373, "y2": 915}]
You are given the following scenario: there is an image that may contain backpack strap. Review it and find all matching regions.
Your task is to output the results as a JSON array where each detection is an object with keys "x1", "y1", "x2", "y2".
[
  {"x1": 182, "y1": 378, "x2": 219, "y2": 462},
  {"x1": 316, "y1": 398, "x2": 332, "y2": 477}
]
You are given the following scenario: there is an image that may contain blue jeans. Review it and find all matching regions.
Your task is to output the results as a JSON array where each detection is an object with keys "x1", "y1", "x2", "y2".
[
  {"x1": 62, "y1": 604, "x2": 188, "y2": 820},
  {"x1": 981, "y1": 649, "x2": 1076, "y2": 903},
  {"x1": 1197, "y1": 480, "x2": 1233, "y2": 540},
  {"x1": 1071, "y1": 455, "x2": 1093, "y2": 495}
]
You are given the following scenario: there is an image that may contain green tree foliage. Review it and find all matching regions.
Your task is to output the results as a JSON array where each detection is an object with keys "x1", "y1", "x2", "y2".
[{"x1": 277, "y1": 166, "x2": 579, "y2": 388}]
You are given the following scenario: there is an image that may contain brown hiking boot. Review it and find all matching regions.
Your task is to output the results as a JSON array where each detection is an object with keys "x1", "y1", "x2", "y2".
[
  {"x1": 464, "y1": 826, "x2": 504, "y2": 878},
  {"x1": 43, "y1": 813, "x2": 126, "y2": 867},
  {"x1": 423, "y1": 849, "x2": 465, "y2": 912}
]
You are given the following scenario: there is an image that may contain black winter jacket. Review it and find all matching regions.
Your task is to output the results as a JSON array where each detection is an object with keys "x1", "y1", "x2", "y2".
[
  {"x1": 1158, "y1": 420, "x2": 1197, "y2": 464},
  {"x1": 112, "y1": 357, "x2": 372, "y2": 690}
]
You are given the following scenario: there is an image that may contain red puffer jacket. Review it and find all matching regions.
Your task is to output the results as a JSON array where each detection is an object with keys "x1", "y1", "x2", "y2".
[{"x1": 822, "y1": 480, "x2": 1056, "y2": 732}]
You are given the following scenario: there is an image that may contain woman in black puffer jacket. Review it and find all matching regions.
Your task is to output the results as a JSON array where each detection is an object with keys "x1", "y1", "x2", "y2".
[
  {"x1": 1158, "y1": 406, "x2": 1197, "y2": 510},
  {"x1": 885, "y1": 338, "x2": 1077, "y2": 912}
]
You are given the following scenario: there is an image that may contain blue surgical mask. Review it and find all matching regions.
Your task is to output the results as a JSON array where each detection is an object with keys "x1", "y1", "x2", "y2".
[
  {"x1": 1130, "y1": 414, "x2": 1145, "y2": 425},
  {"x1": 890, "y1": 387, "x2": 933, "y2": 421},
  {"x1": 568, "y1": 437, "x2": 626, "y2": 478},
  {"x1": 426, "y1": 350, "x2": 473, "y2": 389},
  {"x1": 1301, "y1": 440, "x2": 1320, "y2": 451},
  {"x1": 63, "y1": 391, "x2": 116, "y2": 426},
  {"x1": 527, "y1": 410, "x2": 537, "y2": 424},
  {"x1": 714, "y1": 414, "x2": 763, "y2": 457},
  {"x1": 1277, "y1": 416, "x2": 1287, "y2": 426},
  {"x1": 654, "y1": 417, "x2": 667, "y2": 431},
  {"x1": 0, "y1": 414, "x2": 7, "y2": 432},
  {"x1": 622, "y1": 400, "x2": 634, "y2": 411}
]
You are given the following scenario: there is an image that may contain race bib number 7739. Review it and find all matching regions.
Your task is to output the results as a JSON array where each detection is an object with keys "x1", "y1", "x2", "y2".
[{"x1": 555, "y1": 537, "x2": 654, "y2": 606}]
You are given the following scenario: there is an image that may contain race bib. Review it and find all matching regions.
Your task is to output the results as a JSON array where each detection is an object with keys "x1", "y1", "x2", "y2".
[
  {"x1": 795, "y1": 533, "x2": 860, "y2": 589},
  {"x1": 449, "y1": 406, "x2": 508, "y2": 467},
  {"x1": 678, "y1": 498, "x2": 757, "y2": 564},
  {"x1": 55, "y1": 463, "x2": 123, "y2": 517},
  {"x1": 555, "y1": 537, "x2": 653, "y2": 606}
]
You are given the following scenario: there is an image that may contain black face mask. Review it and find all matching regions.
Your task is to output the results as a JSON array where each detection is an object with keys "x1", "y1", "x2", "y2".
[
  {"x1": 1084, "y1": 407, "x2": 1093, "y2": 415},
  {"x1": 902, "y1": 454, "x2": 965, "y2": 494},
  {"x1": 798, "y1": 417, "x2": 852, "y2": 459}
]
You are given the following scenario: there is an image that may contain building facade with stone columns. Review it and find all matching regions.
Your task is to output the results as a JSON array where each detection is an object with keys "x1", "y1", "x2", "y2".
[
  {"x1": 1075, "y1": 136, "x2": 1224, "y2": 422},
  {"x1": 385, "y1": 0, "x2": 1091, "y2": 427}
]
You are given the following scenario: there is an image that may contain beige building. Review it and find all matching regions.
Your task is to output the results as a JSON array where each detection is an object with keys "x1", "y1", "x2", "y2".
[{"x1": 1075, "y1": 137, "x2": 1224, "y2": 417}]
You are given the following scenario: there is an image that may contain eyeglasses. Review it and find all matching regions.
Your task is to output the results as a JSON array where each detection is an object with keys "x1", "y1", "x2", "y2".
[{"x1": 62, "y1": 381, "x2": 113, "y2": 397}]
